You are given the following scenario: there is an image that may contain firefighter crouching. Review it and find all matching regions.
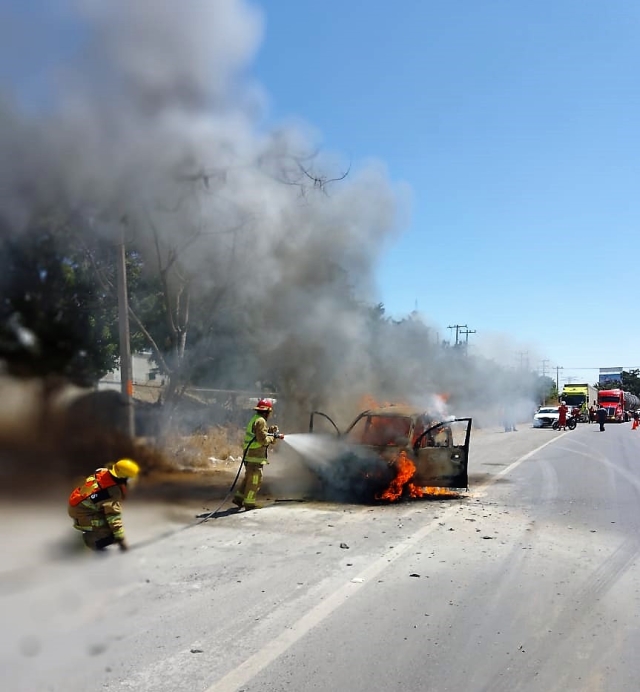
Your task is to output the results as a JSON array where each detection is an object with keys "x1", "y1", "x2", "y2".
[
  {"x1": 68, "y1": 459, "x2": 140, "y2": 551},
  {"x1": 233, "y1": 399, "x2": 284, "y2": 511}
]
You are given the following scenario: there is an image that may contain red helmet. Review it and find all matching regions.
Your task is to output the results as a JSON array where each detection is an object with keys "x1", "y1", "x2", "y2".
[{"x1": 254, "y1": 398, "x2": 273, "y2": 412}]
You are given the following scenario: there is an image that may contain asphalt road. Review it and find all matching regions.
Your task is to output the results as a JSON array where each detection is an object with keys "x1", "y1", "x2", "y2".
[{"x1": 3, "y1": 421, "x2": 640, "y2": 692}]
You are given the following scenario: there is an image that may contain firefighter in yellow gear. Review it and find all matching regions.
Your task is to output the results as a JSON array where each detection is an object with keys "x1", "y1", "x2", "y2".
[
  {"x1": 233, "y1": 399, "x2": 283, "y2": 510},
  {"x1": 68, "y1": 459, "x2": 140, "y2": 551}
]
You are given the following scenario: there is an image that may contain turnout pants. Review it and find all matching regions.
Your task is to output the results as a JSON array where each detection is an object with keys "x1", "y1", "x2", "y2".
[
  {"x1": 68, "y1": 506, "x2": 116, "y2": 550},
  {"x1": 233, "y1": 461, "x2": 264, "y2": 508}
]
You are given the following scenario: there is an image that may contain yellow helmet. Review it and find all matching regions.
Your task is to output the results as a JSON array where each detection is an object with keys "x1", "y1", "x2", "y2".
[{"x1": 110, "y1": 459, "x2": 140, "y2": 479}]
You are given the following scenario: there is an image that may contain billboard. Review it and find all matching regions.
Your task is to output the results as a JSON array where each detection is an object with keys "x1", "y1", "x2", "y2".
[{"x1": 599, "y1": 367, "x2": 623, "y2": 386}]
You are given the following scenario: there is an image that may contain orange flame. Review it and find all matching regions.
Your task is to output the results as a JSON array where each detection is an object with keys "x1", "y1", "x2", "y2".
[
  {"x1": 408, "y1": 485, "x2": 457, "y2": 498},
  {"x1": 376, "y1": 451, "x2": 460, "y2": 502},
  {"x1": 358, "y1": 394, "x2": 411, "y2": 410},
  {"x1": 376, "y1": 451, "x2": 416, "y2": 501},
  {"x1": 359, "y1": 394, "x2": 385, "y2": 410}
]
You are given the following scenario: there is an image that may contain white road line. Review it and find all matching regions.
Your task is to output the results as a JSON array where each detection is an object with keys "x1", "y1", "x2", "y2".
[
  {"x1": 483, "y1": 431, "x2": 567, "y2": 483},
  {"x1": 203, "y1": 433, "x2": 566, "y2": 692}
]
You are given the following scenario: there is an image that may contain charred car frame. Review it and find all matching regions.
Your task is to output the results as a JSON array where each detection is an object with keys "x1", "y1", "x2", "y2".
[{"x1": 308, "y1": 405, "x2": 473, "y2": 502}]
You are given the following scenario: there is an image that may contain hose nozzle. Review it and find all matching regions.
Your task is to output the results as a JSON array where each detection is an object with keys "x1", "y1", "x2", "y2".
[{"x1": 269, "y1": 425, "x2": 285, "y2": 440}]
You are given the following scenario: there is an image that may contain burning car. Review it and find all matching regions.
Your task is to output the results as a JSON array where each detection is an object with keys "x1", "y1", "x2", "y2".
[{"x1": 308, "y1": 405, "x2": 472, "y2": 502}]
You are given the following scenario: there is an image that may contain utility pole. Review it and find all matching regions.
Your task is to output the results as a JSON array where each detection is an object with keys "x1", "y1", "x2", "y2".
[
  {"x1": 555, "y1": 366, "x2": 564, "y2": 396},
  {"x1": 116, "y1": 222, "x2": 135, "y2": 438},
  {"x1": 448, "y1": 324, "x2": 467, "y2": 348},
  {"x1": 516, "y1": 351, "x2": 530, "y2": 371},
  {"x1": 541, "y1": 359, "x2": 549, "y2": 378},
  {"x1": 459, "y1": 327, "x2": 476, "y2": 354}
]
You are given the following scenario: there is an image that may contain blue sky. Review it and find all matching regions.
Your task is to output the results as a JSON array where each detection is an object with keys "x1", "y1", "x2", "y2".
[
  {"x1": 2, "y1": 0, "x2": 639, "y2": 388},
  {"x1": 250, "y1": 0, "x2": 640, "y2": 385}
]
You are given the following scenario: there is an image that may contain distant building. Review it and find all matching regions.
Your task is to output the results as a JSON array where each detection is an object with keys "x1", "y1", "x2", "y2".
[{"x1": 98, "y1": 351, "x2": 162, "y2": 392}]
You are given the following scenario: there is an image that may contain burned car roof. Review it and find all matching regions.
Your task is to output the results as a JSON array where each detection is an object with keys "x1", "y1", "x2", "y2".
[{"x1": 355, "y1": 405, "x2": 430, "y2": 417}]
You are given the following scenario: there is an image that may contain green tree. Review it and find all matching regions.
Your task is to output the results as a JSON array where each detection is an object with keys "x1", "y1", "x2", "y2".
[
  {"x1": 622, "y1": 370, "x2": 640, "y2": 398},
  {"x1": 0, "y1": 220, "x2": 122, "y2": 383},
  {"x1": 536, "y1": 376, "x2": 557, "y2": 404}
]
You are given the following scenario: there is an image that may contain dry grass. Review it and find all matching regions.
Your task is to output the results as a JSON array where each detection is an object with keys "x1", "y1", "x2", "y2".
[{"x1": 162, "y1": 424, "x2": 244, "y2": 471}]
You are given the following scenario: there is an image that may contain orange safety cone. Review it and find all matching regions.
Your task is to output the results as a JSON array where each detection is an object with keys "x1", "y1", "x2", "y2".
[{"x1": 632, "y1": 419, "x2": 638, "y2": 430}]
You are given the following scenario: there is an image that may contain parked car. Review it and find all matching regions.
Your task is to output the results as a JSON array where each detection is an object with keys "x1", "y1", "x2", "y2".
[{"x1": 533, "y1": 406, "x2": 559, "y2": 428}]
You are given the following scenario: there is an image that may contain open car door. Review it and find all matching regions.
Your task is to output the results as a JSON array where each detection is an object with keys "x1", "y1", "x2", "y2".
[
  {"x1": 412, "y1": 418, "x2": 472, "y2": 489},
  {"x1": 308, "y1": 411, "x2": 341, "y2": 435}
]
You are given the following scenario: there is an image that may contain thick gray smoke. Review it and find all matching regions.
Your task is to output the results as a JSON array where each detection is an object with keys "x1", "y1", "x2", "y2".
[{"x1": 0, "y1": 0, "x2": 542, "y2": 433}]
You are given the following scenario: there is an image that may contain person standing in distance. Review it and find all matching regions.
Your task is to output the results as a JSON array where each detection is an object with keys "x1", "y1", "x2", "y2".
[
  {"x1": 233, "y1": 399, "x2": 284, "y2": 510},
  {"x1": 557, "y1": 401, "x2": 568, "y2": 431},
  {"x1": 596, "y1": 403, "x2": 607, "y2": 432}
]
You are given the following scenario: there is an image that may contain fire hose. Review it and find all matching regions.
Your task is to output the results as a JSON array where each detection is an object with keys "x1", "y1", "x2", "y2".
[
  {"x1": 192, "y1": 425, "x2": 284, "y2": 521},
  {"x1": 131, "y1": 427, "x2": 285, "y2": 549},
  {"x1": 194, "y1": 434, "x2": 255, "y2": 522}
]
